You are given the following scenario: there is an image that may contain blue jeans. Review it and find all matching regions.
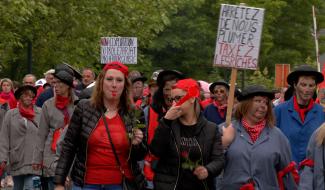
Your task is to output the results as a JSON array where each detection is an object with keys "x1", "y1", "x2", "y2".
[
  {"x1": 72, "y1": 183, "x2": 122, "y2": 190},
  {"x1": 13, "y1": 175, "x2": 34, "y2": 190},
  {"x1": 41, "y1": 176, "x2": 55, "y2": 190}
]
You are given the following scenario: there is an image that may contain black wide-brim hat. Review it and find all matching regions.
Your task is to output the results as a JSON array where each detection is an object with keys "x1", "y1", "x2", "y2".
[
  {"x1": 54, "y1": 67, "x2": 74, "y2": 87},
  {"x1": 62, "y1": 62, "x2": 82, "y2": 80},
  {"x1": 156, "y1": 70, "x2": 185, "y2": 87},
  {"x1": 209, "y1": 80, "x2": 230, "y2": 93},
  {"x1": 287, "y1": 65, "x2": 324, "y2": 86},
  {"x1": 14, "y1": 85, "x2": 37, "y2": 100},
  {"x1": 238, "y1": 85, "x2": 274, "y2": 101}
]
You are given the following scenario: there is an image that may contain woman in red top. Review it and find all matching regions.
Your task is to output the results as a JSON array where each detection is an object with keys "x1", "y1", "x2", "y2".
[{"x1": 53, "y1": 61, "x2": 146, "y2": 190}]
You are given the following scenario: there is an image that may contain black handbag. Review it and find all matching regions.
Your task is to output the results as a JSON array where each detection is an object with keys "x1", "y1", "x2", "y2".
[{"x1": 102, "y1": 113, "x2": 140, "y2": 190}]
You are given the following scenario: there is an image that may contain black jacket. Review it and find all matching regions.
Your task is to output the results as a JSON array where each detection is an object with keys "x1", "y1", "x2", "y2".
[
  {"x1": 150, "y1": 114, "x2": 224, "y2": 190},
  {"x1": 54, "y1": 99, "x2": 147, "y2": 186}
]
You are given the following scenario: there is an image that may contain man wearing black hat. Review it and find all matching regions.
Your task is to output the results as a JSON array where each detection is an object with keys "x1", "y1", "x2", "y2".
[
  {"x1": 204, "y1": 80, "x2": 229, "y2": 125},
  {"x1": 274, "y1": 65, "x2": 325, "y2": 164}
]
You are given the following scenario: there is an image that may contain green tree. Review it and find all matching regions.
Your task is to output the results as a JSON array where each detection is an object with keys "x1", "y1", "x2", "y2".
[{"x1": 0, "y1": 0, "x2": 180, "y2": 80}]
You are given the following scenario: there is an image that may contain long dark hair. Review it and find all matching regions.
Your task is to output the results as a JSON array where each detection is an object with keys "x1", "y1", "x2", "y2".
[{"x1": 151, "y1": 74, "x2": 180, "y2": 118}]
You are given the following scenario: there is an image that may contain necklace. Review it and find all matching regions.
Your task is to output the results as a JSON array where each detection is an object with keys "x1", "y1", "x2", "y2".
[{"x1": 105, "y1": 107, "x2": 118, "y2": 115}]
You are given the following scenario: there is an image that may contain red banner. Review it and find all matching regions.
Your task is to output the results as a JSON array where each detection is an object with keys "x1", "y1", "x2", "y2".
[{"x1": 275, "y1": 64, "x2": 290, "y2": 88}]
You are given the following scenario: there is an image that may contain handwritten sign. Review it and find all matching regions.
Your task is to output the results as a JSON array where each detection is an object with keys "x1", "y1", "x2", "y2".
[
  {"x1": 101, "y1": 37, "x2": 137, "y2": 64},
  {"x1": 213, "y1": 4, "x2": 264, "y2": 69}
]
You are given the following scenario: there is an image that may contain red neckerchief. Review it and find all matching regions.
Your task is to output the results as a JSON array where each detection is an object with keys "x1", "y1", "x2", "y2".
[
  {"x1": 242, "y1": 118, "x2": 266, "y2": 143},
  {"x1": 52, "y1": 95, "x2": 71, "y2": 152},
  {"x1": 293, "y1": 95, "x2": 314, "y2": 123},
  {"x1": 0, "y1": 92, "x2": 11, "y2": 100},
  {"x1": 18, "y1": 103, "x2": 35, "y2": 121},
  {"x1": 55, "y1": 95, "x2": 70, "y2": 110},
  {"x1": 213, "y1": 100, "x2": 227, "y2": 118}
]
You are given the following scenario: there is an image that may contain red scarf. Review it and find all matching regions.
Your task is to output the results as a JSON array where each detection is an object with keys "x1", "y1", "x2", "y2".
[
  {"x1": 213, "y1": 101, "x2": 227, "y2": 118},
  {"x1": 55, "y1": 95, "x2": 70, "y2": 110},
  {"x1": 242, "y1": 118, "x2": 266, "y2": 143},
  {"x1": 0, "y1": 92, "x2": 11, "y2": 100},
  {"x1": 52, "y1": 95, "x2": 71, "y2": 152},
  {"x1": 293, "y1": 95, "x2": 314, "y2": 123},
  {"x1": 18, "y1": 103, "x2": 35, "y2": 121}
]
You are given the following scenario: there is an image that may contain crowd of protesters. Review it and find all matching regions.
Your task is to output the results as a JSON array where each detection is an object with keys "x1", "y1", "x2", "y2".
[{"x1": 0, "y1": 62, "x2": 324, "y2": 190}]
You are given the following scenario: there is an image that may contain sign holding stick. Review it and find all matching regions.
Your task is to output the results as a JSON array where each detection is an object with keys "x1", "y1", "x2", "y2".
[
  {"x1": 100, "y1": 37, "x2": 137, "y2": 64},
  {"x1": 213, "y1": 4, "x2": 265, "y2": 126},
  {"x1": 225, "y1": 69, "x2": 237, "y2": 126}
]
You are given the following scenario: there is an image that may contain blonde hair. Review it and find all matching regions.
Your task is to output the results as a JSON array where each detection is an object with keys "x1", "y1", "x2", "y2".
[
  {"x1": 316, "y1": 123, "x2": 325, "y2": 146},
  {"x1": 0, "y1": 78, "x2": 13, "y2": 91}
]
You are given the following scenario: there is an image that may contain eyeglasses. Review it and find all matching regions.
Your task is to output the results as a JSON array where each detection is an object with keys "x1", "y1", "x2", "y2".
[
  {"x1": 169, "y1": 95, "x2": 184, "y2": 103},
  {"x1": 214, "y1": 89, "x2": 225, "y2": 94}
]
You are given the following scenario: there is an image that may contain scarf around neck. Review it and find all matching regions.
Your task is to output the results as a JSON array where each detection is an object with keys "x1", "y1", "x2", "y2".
[
  {"x1": 56, "y1": 95, "x2": 70, "y2": 110},
  {"x1": 242, "y1": 118, "x2": 266, "y2": 143},
  {"x1": 18, "y1": 103, "x2": 35, "y2": 121},
  {"x1": 213, "y1": 100, "x2": 227, "y2": 118},
  {"x1": 293, "y1": 95, "x2": 314, "y2": 123},
  {"x1": 0, "y1": 92, "x2": 12, "y2": 100}
]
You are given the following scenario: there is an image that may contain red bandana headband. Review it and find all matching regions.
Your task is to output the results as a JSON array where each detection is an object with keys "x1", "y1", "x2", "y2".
[
  {"x1": 173, "y1": 78, "x2": 200, "y2": 106},
  {"x1": 103, "y1": 61, "x2": 129, "y2": 77}
]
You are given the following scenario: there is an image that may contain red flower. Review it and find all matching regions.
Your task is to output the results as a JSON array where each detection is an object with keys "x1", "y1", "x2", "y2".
[{"x1": 181, "y1": 151, "x2": 189, "y2": 158}]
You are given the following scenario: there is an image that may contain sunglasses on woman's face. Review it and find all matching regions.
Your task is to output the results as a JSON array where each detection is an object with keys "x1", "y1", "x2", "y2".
[
  {"x1": 169, "y1": 95, "x2": 185, "y2": 103},
  {"x1": 214, "y1": 89, "x2": 225, "y2": 94}
]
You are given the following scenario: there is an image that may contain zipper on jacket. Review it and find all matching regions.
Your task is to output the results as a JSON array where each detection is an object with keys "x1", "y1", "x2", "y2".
[
  {"x1": 173, "y1": 131, "x2": 181, "y2": 190},
  {"x1": 194, "y1": 138, "x2": 208, "y2": 190}
]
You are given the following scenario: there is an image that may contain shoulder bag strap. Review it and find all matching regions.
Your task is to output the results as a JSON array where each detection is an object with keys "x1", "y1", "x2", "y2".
[
  {"x1": 322, "y1": 142, "x2": 325, "y2": 184},
  {"x1": 102, "y1": 113, "x2": 125, "y2": 175}
]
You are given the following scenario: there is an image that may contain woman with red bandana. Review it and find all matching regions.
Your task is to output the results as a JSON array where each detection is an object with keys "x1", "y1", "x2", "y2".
[
  {"x1": 53, "y1": 61, "x2": 146, "y2": 190},
  {"x1": 203, "y1": 80, "x2": 229, "y2": 125},
  {"x1": 0, "y1": 78, "x2": 17, "y2": 109},
  {"x1": 0, "y1": 85, "x2": 41, "y2": 189},
  {"x1": 32, "y1": 65, "x2": 78, "y2": 190},
  {"x1": 150, "y1": 78, "x2": 224, "y2": 190},
  {"x1": 221, "y1": 85, "x2": 297, "y2": 190}
]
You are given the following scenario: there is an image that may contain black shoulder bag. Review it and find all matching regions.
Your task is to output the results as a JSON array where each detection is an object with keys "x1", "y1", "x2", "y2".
[{"x1": 102, "y1": 114, "x2": 139, "y2": 190}]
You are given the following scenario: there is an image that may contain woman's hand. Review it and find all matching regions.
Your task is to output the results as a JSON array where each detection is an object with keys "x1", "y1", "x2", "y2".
[
  {"x1": 193, "y1": 166, "x2": 208, "y2": 180},
  {"x1": 164, "y1": 105, "x2": 182, "y2": 120},
  {"x1": 32, "y1": 164, "x2": 42, "y2": 170},
  {"x1": 131, "y1": 128, "x2": 143, "y2": 145},
  {"x1": 54, "y1": 185, "x2": 65, "y2": 190},
  {"x1": 222, "y1": 123, "x2": 235, "y2": 147}
]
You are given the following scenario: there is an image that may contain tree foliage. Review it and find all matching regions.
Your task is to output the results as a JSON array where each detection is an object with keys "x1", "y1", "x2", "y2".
[
  {"x1": 0, "y1": 0, "x2": 325, "y2": 88},
  {"x1": 0, "y1": 0, "x2": 179, "y2": 80}
]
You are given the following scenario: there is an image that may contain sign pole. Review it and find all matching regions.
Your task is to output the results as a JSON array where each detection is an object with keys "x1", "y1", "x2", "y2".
[
  {"x1": 225, "y1": 68, "x2": 237, "y2": 126},
  {"x1": 312, "y1": 5, "x2": 320, "y2": 72}
]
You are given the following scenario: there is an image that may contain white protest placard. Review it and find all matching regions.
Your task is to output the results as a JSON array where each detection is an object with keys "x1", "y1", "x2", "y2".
[
  {"x1": 213, "y1": 4, "x2": 264, "y2": 69},
  {"x1": 101, "y1": 37, "x2": 137, "y2": 64}
]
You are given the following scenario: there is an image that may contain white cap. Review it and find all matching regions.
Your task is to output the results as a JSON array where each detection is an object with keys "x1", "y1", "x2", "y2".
[{"x1": 35, "y1": 78, "x2": 46, "y2": 87}]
